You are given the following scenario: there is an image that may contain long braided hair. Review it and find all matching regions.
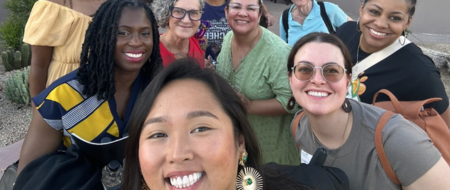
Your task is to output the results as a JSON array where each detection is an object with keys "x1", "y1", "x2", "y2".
[{"x1": 77, "y1": 0, "x2": 162, "y2": 100}]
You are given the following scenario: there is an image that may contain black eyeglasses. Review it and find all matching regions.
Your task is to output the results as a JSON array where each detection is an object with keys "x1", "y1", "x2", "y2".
[
  {"x1": 291, "y1": 62, "x2": 347, "y2": 83},
  {"x1": 169, "y1": 7, "x2": 203, "y2": 21}
]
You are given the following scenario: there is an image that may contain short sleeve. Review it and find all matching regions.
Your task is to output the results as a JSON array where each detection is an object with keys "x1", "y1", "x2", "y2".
[
  {"x1": 264, "y1": 39, "x2": 298, "y2": 114},
  {"x1": 32, "y1": 73, "x2": 81, "y2": 131},
  {"x1": 323, "y1": 2, "x2": 348, "y2": 29},
  {"x1": 382, "y1": 114, "x2": 441, "y2": 186},
  {"x1": 23, "y1": 0, "x2": 74, "y2": 46}
]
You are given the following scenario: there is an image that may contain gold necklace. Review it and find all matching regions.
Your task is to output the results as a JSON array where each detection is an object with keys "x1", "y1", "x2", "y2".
[
  {"x1": 231, "y1": 29, "x2": 260, "y2": 71},
  {"x1": 311, "y1": 113, "x2": 351, "y2": 166}
]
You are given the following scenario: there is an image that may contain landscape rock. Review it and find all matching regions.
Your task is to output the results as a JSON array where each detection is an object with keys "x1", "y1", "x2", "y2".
[{"x1": 420, "y1": 46, "x2": 450, "y2": 70}]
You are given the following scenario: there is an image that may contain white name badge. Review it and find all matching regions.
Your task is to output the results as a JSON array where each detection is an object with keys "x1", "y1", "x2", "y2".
[{"x1": 301, "y1": 149, "x2": 312, "y2": 164}]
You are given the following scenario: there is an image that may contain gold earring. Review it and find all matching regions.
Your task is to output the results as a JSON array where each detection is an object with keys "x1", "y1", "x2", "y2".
[{"x1": 236, "y1": 150, "x2": 263, "y2": 190}]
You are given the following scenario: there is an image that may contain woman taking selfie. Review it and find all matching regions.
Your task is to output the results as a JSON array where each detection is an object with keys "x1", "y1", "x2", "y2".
[
  {"x1": 288, "y1": 32, "x2": 450, "y2": 190},
  {"x1": 215, "y1": 0, "x2": 300, "y2": 165},
  {"x1": 336, "y1": 0, "x2": 450, "y2": 126},
  {"x1": 15, "y1": 0, "x2": 162, "y2": 188},
  {"x1": 122, "y1": 58, "x2": 263, "y2": 190}
]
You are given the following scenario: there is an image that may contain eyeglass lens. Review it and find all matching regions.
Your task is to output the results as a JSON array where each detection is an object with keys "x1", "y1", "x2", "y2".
[
  {"x1": 293, "y1": 63, "x2": 345, "y2": 82},
  {"x1": 171, "y1": 7, "x2": 202, "y2": 21}
]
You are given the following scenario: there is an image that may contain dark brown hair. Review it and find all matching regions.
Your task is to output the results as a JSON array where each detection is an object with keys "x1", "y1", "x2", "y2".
[
  {"x1": 121, "y1": 58, "x2": 262, "y2": 190},
  {"x1": 362, "y1": 0, "x2": 417, "y2": 17}
]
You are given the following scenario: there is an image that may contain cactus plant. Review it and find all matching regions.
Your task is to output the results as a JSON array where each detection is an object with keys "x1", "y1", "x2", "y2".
[
  {"x1": 4, "y1": 66, "x2": 31, "y2": 105},
  {"x1": 6, "y1": 47, "x2": 13, "y2": 65},
  {"x1": 14, "y1": 51, "x2": 22, "y2": 69},
  {"x1": 1, "y1": 51, "x2": 13, "y2": 71},
  {"x1": 1, "y1": 44, "x2": 32, "y2": 71},
  {"x1": 21, "y1": 43, "x2": 31, "y2": 67}
]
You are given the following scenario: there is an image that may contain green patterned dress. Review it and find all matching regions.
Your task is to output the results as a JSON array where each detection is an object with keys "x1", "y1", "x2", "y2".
[{"x1": 216, "y1": 27, "x2": 300, "y2": 165}]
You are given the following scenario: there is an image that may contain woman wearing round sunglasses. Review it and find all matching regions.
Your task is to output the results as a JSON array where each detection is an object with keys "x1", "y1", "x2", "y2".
[
  {"x1": 288, "y1": 32, "x2": 450, "y2": 189},
  {"x1": 152, "y1": 0, "x2": 206, "y2": 67}
]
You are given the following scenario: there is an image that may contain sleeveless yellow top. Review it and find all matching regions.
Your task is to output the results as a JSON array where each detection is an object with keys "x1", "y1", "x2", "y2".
[{"x1": 23, "y1": 0, "x2": 92, "y2": 86}]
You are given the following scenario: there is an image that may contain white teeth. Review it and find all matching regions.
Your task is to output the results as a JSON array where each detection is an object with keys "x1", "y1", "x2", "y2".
[
  {"x1": 236, "y1": 20, "x2": 248, "y2": 23},
  {"x1": 370, "y1": 28, "x2": 387, "y2": 36},
  {"x1": 125, "y1": 53, "x2": 143, "y2": 58},
  {"x1": 169, "y1": 172, "x2": 203, "y2": 189},
  {"x1": 308, "y1": 91, "x2": 328, "y2": 97}
]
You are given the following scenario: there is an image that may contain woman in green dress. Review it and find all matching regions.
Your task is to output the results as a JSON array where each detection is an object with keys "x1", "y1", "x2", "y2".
[{"x1": 216, "y1": 0, "x2": 300, "y2": 165}]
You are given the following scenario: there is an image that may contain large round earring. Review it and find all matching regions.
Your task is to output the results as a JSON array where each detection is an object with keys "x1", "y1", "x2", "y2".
[
  {"x1": 342, "y1": 98, "x2": 352, "y2": 113},
  {"x1": 356, "y1": 18, "x2": 361, "y2": 32},
  {"x1": 236, "y1": 150, "x2": 263, "y2": 190},
  {"x1": 286, "y1": 96, "x2": 296, "y2": 110}
]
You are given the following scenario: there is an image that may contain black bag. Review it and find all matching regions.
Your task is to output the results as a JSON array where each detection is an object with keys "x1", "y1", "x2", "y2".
[
  {"x1": 0, "y1": 161, "x2": 18, "y2": 190},
  {"x1": 13, "y1": 145, "x2": 103, "y2": 190},
  {"x1": 263, "y1": 147, "x2": 349, "y2": 190}
]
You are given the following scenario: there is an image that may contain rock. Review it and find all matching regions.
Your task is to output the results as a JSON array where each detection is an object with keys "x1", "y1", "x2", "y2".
[{"x1": 419, "y1": 46, "x2": 450, "y2": 70}]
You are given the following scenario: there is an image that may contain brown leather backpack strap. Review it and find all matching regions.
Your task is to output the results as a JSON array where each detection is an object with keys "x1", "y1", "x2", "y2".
[
  {"x1": 292, "y1": 111, "x2": 304, "y2": 150},
  {"x1": 373, "y1": 89, "x2": 404, "y2": 115},
  {"x1": 375, "y1": 111, "x2": 400, "y2": 185}
]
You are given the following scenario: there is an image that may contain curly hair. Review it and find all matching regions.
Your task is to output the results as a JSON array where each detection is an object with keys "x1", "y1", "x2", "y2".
[
  {"x1": 151, "y1": 0, "x2": 205, "y2": 28},
  {"x1": 77, "y1": 0, "x2": 162, "y2": 100}
]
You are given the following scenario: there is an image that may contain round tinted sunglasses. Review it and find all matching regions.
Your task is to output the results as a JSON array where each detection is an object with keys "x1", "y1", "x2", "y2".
[{"x1": 291, "y1": 62, "x2": 347, "y2": 83}]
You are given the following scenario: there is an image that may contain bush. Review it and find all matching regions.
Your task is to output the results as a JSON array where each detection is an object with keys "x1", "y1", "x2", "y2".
[
  {"x1": 0, "y1": 0, "x2": 37, "y2": 50},
  {"x1": 4, "y1": 66, "x2": 31, "y2": 105}
]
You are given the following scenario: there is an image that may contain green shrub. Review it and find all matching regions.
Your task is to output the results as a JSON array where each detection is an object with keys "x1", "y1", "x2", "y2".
[
  {"x1": 4, "y1": 66, "x2": 31, "y2": 105},
  {"x1": 0, "y1": 0, "x2": 37, "y2": 50}
]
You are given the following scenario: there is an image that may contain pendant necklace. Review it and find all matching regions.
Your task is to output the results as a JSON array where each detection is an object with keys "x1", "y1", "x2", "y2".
[
  {"x1": 311, "y1": 113, "x2": 351, "y2": 166},
  {"x1": 232, "y1": 29, "x2": 260, "y2": 71}
]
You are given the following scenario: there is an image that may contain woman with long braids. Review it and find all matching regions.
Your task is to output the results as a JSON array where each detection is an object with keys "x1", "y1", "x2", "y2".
[{"x1": 15, "y1": 0, "x2": 161, "y2": 188}]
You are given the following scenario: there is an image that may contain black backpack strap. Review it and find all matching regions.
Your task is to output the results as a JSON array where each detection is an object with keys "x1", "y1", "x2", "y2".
[
  {"x1": 282, "y1": 8, "x2": 290, "y2": 40},
  {"x1": 317, "y1": 1, "x2": 335, "y2": 34}
]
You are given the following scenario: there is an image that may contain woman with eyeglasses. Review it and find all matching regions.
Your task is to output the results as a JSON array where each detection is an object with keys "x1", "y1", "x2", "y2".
[
  {"x1": 151, "y1": 0, "x2": 206, "y2": 67},
  {"x1": 215, "y1": 0, "x2": 300, "y2": 165},
  {"x1": 288, "y1": 32, "x2": 450, "y2": 190}
]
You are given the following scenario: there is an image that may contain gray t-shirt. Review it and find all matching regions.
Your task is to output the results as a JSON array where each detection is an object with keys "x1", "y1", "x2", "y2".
[{"x1": 292, "y1": 99, "x2": 441, "y2": 189}]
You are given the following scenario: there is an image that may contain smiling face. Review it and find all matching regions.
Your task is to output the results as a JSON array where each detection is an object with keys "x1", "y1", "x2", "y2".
[
  {"x1": 114, "y1": 7, "x2": 153, "y2": 73},
  {"x1": 289, "y1": 42, "x2": 349, "y2": 116},
  {"x1": 139, "y1": 79, "x2": 245, "y2": 190},
  {"x1": 225, "y1": 0, "x2": 261, "y2": 35},
  {"x1": 359, "y1": 0, "x2": 412, "y2": 53},
  {"x1": 167, "y1": 0, "x2": 202, "y2": 39}
]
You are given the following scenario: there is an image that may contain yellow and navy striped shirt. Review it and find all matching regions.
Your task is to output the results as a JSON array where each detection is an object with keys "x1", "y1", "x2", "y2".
[{"x1": 32, "y1": 70, "x2": 143, "y2": 147}]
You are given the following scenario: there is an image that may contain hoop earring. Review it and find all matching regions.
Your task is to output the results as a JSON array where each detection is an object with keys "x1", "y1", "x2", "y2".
[
  {"x1": 399, "y1": 32, "x2": 406, "y2": 46},
  {"x1": 286, "y1": 96, "x2": 296, "y2": 110},
  {"x1": 342, "y1": 98, "x2": 352, "y2": 113},
  {"x1": 356, "y1": 18, "x2": 361, "y2": 32},
  {"x1": 236, "y1": 150, "x2": 263, "y2": 190}
]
